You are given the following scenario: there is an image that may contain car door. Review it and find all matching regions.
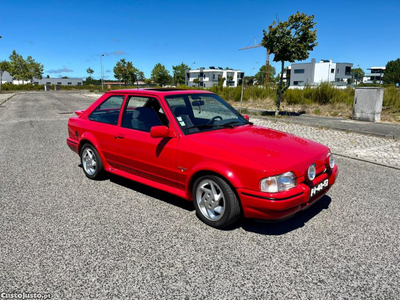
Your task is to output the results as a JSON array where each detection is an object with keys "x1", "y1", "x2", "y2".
[
  {"x1": 112, "y1": 95, "x2": 182, "y2": 189},
  {"x1": 86, "y1": 94, "x2": 126, "y2": 165}
]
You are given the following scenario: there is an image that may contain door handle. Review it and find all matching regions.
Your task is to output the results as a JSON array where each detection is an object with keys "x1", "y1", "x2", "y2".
[{"x1": 115, "y1": 134, "x2": 124, "y2": 139}]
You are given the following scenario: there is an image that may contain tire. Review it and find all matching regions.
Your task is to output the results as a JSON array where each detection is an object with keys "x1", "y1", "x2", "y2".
[
  {"x1": 192, "y1": 175, "x2": 241, "y2": 228},
  {"x1": 80, "y1": 144, "x2": 104, "y2": 180}
]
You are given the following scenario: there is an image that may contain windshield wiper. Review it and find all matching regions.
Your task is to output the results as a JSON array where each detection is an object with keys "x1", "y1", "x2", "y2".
[
  {"x1": 220, "y1": 121, "x2": 254, "y2": 128},
  {"x1": 185, "y1": 124, "x2": 220, "y2": 130}
]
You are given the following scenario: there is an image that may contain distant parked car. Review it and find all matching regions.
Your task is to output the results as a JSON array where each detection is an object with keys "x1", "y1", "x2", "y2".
[{"x1": 67, "y1": 89, "x2": 338, "y2": 228}]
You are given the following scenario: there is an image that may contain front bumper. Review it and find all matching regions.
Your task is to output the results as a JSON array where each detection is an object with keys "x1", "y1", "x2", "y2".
[{"x1": 238, "y1": 165, "x2": 339, "y2": 220}]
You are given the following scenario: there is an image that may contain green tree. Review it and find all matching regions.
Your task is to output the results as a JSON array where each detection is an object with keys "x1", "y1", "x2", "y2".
[
  {"x1": 113, "y1": 59, "x2": 143, "y2": 86},
  {"x1": 86, "y1": 67, "x2": 94, "y2": 78},
  {"x1": 172, "y1": 62, "x2": 189, "y2": 86},
  {"x1": 151, "y1": 63, "x2": 171, "y2": 87},
  {"x1": 0, "y1": 60, "x2": 11, "y2": 92},
  {"x1": 255, "y1": 65, "x2": 276, "y2": 85},
  {"x1": 262, "y1": 12, "x2": 317, "y2": 115},
  {"x1": 384, "y1": 58, "x2": 400, "y2": 84},
  {"x1": 217, "y1": 76, "x2": 226, "y2": 91},
  {"x1": 351, "y1": 67, "x2": 365, "y2": 84},
  {"x1": 8, "y1": 50, "x2": 43, "y2": 82}
]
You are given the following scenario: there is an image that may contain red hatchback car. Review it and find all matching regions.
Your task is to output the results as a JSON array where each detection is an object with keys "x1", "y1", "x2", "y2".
[{"x1": 67, "y1": 89, "x2": 338, "y2": 228}]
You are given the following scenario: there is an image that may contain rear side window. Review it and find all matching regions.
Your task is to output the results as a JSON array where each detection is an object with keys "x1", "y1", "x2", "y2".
[{"x1": 88, "y1": 95, "x2": 125, "y2": 125}]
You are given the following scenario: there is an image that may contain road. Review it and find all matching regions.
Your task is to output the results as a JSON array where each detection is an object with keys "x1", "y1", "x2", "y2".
[{"x1": 0, "y1": 92, "x2": 399, "y2": 299}]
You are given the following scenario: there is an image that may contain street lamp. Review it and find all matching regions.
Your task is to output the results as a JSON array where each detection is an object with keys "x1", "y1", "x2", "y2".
[{"x1": 100, "y1": 54, "x2": 104, "y2": 90}]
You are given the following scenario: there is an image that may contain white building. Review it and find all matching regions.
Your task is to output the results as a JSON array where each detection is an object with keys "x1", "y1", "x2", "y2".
[
  {"x1": 290, "y1": 59, "x2": 353, "y2": 87},
  {"x1": 0, "y1": 71, "x2": 83, "y2": 86},
  {"x1": 186, "y1": 67, "x2": 243, "y2": 88},
  {"x1": 0, "y1": 71, "x2": 14, "y2": 84},
  {"x1": 363, "y1": 67, "x2": 385, "y2": 84}
]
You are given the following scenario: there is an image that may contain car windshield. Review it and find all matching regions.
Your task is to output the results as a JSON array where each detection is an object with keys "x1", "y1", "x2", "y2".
[{"x1": 165, "y1": 93, "x2": 251, "y2": 135}]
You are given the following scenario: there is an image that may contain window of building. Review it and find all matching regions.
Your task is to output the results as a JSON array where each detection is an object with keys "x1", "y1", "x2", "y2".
[
  {"x1": 57, "y1": 82, "x2": 62, "y2": 85},
  {"x1": 294, "y1": 69, "x2": 305, "y2": 74},
  {"x1": 68, "y1": 82, "x2": 72, "y2": 85},
  {"x1": 213, "y1": 74, "x2": 215, "y2": 80},
  {"x1": 337, "y1": 69, "x2": 339, "y2": 74},
  {"x1": 331, "y1": 69, "x2": 334, "y2": 73},
  {"x1": 77, "y1": 82, "x2": 82, "y2": 85},
  {"x1": 293, "y1": 81, "x2": 304, "y2": 86},
  {"x1": 46, "y1": 82, "x2": 51, "y2": 85}
]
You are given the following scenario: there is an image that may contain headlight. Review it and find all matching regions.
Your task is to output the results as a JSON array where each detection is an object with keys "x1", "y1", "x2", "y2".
[
  {"x1": 327, "y1": 153, "x2": 335, "y2": 169},
  {"x1": 260, "y1": 172, "x2": 297, "y2": 193}
]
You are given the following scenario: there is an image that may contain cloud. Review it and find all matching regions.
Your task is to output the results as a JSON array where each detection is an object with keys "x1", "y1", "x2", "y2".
[
  {"x1": 106, "y1": 70, "x2": 111, "y2": 73},
  {"x1": 110, "y1": 38, "x2": 120, "y2": 43},
  {"x1": 47, "y1": 67, "x2": 74, "y2": 74},
  {"x1": 111, "y1": 50, "x2": 127, "y2": 56},
  {"x1": 25, "y1": 40, "x2": 34, "y2": 45}
]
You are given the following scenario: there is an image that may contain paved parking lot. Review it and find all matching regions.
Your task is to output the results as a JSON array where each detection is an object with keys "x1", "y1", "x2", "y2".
[{"x1": 1, "y1": 92, "x2": 399, "y2": 299}]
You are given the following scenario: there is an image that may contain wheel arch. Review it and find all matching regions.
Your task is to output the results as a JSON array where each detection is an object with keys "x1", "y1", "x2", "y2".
[
  {"x1": 78, "y1": 134, "x2": 110, "y2": 171},
  {"x1": 187, "y1": 168, "x2": 242, "y2": 203}
]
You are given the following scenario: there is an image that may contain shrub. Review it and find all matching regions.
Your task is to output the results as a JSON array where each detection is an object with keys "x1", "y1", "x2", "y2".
[{"x1": 383, "y1": 86, "x2": 400, "y2": 110}]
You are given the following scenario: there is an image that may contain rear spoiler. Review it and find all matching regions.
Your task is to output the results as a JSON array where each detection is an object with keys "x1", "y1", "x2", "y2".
[{"x1": 74, "y1": 110, "x2": 85, "y2": 116}]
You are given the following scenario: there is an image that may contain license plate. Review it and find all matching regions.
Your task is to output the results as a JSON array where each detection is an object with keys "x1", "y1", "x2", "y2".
[{"x1": 310, "y1": 179, "x2": 329, "y2": 197}]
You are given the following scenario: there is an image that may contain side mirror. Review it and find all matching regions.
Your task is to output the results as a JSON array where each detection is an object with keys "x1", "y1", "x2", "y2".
[
  {"x1": 243, "y1": 114, "x2": 250, "y2": 121},
  {"x1": 150, "y1": 126, "x2": 175, "y2": 138}
]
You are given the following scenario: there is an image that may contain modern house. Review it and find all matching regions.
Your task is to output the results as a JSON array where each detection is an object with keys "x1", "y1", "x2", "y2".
[
  {"x1": 289, "y1": 59, "x2": 353, "y2": 87},
  {"x1": 0, "y1": 71, "x2": 83, "y2": 86},
  {"x1": 363, "y1": 67, "x2": 385, "y2": 84},
  {"x1": 186, "y1": 67, "x2": 244, "y2": 88}
]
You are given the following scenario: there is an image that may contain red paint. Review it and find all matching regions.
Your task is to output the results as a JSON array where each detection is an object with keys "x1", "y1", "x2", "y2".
[{"x1": 67, "y1": 89, "x2": 338, "y2": 221}]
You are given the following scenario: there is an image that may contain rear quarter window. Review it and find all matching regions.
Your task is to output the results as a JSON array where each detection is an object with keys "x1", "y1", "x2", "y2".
[{"x1": 88, "y1": 95, "x2": 125, "y2": 125}]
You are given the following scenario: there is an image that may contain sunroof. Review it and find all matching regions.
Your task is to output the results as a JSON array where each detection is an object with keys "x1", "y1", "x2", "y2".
[{"x1": 144, "y1": 88, "x2": 187, "y2": 92}]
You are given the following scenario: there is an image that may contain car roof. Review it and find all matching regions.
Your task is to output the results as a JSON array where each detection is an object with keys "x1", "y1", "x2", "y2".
[{"x1": 105, "y1": 88, "x2": 214, "y2": 96}]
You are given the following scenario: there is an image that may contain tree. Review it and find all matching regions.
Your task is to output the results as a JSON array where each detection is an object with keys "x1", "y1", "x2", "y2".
[
  {"x1": 351, "y1": 67, "x2": 365, "y2": 85},
  {"x1": 172, "y1": 62, "x2": 189, "y2": 86},
  {"x1": 151, "y1": 63, "x2": 171, "y2": 87},
  {"x1": 0, "y1": 60, "x2": 11, "y2": 91},
  {"x1": 384, "y1": 58, "x2": 400, "y2": 84},
  {"x1": 86, "y1": 67, "x2": 94, "y2": 78},
  {"x1": 113, "y1": 59, "x2": 143, "y2": 86},
  {"x1": 217, "y1": 76, "x2": 226, "y2": 91},
  {"x1": 8, "y1": 50, "x2": 43, "y2": 82},
  {"x1": 255, "y1": 65, "x2": 276, "y2": 85},
  {"x1": 262, "y1": 12, "x2": 317, "y2": 115}
]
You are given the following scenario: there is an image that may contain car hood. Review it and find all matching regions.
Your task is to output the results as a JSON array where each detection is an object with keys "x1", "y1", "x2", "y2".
[{"x1": 191, "y1": 125, "x2": 329, "y2": 176}]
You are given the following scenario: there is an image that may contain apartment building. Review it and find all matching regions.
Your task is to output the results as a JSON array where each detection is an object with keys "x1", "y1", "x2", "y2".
[
  {"x1": 290, "y1": 59, "x2": 353, "y2": 86},
  {"x1": 186, "y1": 67, "x2": 244, "y2": 88}
]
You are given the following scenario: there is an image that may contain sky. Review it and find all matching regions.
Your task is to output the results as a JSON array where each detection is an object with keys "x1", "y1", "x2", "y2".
[{"x1": 1, "y1": 0, "x2": 399, "y2": 80}]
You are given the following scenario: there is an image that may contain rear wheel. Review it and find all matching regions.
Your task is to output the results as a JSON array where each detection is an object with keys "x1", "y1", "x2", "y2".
[
  {"x1": 193, "y1": 175, "x2": 241, "y2": 228},
  {"x1": 80, "y1": 144, "x2": 104, "y2": 179}
]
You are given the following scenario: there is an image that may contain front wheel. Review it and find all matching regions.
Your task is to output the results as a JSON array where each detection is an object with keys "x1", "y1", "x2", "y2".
[
  {"x1": 80, "y1": 144, "x2": 104, "y2": 179},
  {"x1": 192, "y1": 175, "x2": 241, "y2": 228}
]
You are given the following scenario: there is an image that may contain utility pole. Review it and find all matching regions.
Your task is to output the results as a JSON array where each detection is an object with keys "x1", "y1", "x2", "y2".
[
  {"x1": 100, "y1": 54, "x2": 104, "y2": 90},
  {"x1": 239, "y1": 38, "x2": 270, "y2": 85}
]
